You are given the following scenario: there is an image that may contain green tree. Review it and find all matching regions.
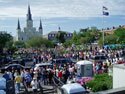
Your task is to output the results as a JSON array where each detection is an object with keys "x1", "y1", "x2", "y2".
[
  {"x1": 63, "y1": 40, "x2": 72, "y2": 47},
  {"x1": 71, "y1": 31, "x2": 79, "y2": 44},
  {"x1": 80, "y1": 27, "x2": 89, "y2": 33},
  {"x1": 5, "y1": 40, "x2": 13, "y2": 49},
  {"x1": 64, "y1": 27, "x2": 101, "y2": 46},
  {"x1": 105, "y1": 35, "x2": 118, "y2": 44},
  {"x1": 13, "y1": 41, "x2": 26, "y2": 48},
  {"x1": 86, "y1": 73, "x2": 112, "y2": 92},
  {"x1": 114, "y1": 27, "x2": 125, "y2": 44},
  {"x1": 80, "y1": 37, "x2": 89, "y2": 44},
  {"x1": 0, "y1": 32, "x2": 13, "y2": 53},
  {"x1": 26, "y1": 37, "x2": 54, "y2": 48},
  {"x1": 79, "y1": 30, "x2": 101, "y2": 44},
  {"x1": 56, "y1": 31, "x2": 66, "y2": 43},
  {"x1": 98, "y1": 34, "x2": 118, "y2": 45}
]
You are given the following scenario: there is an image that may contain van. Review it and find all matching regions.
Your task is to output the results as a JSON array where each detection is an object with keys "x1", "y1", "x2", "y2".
[{"x1": 61, "y1": 83, "x2": 86, "y2": 94}]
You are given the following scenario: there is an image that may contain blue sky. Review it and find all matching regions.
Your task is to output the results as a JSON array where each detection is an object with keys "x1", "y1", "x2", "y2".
[{"x1": 0, "y1": 0, "x2": 125, "y2": 37}]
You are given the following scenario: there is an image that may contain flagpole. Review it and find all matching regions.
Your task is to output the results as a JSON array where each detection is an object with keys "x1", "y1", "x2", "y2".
[
  {"x1": 102, "y1": 6, "x2": 109, "y2": 48},
  {"x1": 102, "y1": 10, "x2": 104, "y2": 47}
]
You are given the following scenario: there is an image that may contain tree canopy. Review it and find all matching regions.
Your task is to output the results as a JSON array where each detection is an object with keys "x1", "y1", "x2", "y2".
[
  {"x1": 26, "y1": 37, "x2": 54, "y2": 48},
  {"x1": 0, "y1": 32, "x2": 13, "y2": 52},
  {"x1": 13, "y1": 41, "x2": 26, "y2": 48},
  {"x1": 64, "y1": 28, "x2": 101, "y2": 47},
  {"x1": 114, "y1": 27, "x2": 125, "y2": 44},
  {"x1": 56, "y1": 31, "x2": 66, "y2": 43}
]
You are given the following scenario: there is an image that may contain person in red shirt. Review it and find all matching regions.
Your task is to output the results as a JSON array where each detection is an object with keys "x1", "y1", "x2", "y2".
[{"x1": 58, "y1": 69, "x2": 62, "y2": 80}]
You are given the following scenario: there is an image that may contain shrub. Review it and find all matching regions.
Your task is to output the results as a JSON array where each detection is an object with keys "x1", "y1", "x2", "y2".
[{"x1": 86, "y1": 73, "x2": 112, "y2": 92}]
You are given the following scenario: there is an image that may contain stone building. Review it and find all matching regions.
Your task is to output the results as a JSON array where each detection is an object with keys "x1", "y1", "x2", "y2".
[{"x1": 16, "y1": 5, "x2": 43, "y2": 41}]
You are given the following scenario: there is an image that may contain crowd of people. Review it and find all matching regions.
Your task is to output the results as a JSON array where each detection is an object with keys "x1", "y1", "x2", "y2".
[
  {"x1": 1, "y1": 45, "x2": 125, "y2": 93},
  {"x1": 2, "y1": 63, "x2": 75, "y2": 93},
  {"x1": 17, "y1": 46, "x2": 125, "y2": 75}
]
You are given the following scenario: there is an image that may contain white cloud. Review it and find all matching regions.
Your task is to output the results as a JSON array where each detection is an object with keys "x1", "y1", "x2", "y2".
[{"x1": 0, "y1": 0, "x2": 125, "y2": 18}]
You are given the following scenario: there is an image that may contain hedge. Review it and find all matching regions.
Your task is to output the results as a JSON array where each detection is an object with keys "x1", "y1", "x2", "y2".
[{"x1": 86, "y1": 73, "x2": 112, "y2": 92}]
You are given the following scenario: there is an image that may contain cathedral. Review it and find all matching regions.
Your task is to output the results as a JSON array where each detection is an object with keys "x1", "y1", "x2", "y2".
[{"x1": 16, "y1": 5, "x2": 43, "y2": 41}]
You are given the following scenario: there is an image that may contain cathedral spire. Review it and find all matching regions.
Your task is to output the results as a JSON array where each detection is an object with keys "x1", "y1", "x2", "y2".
[
  {"x1": 58, "y1": 26, "x2": 61, "y2": 31},
  {"x1": 27, "y1": 4, "x2": 32, "y2": 20},
  {"x1": 39, "y1": 19, "x2": 42, "y2": 29},
  {"x1": 17, "y1": 19, "x2": 21, "y2": 30}
]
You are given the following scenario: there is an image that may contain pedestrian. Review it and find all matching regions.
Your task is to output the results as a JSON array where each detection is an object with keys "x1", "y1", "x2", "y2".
[
  {"x1": 15, "y1": 72, "x2": 22, "y2": 93},
  {"x1": 31, "y1": 77, "x2": 38, "y2": 94},
  {"x1": 3, "y1": 71, "x2": 10, "y2": 81},
  {"x1": 7, "y1": 70, "x2": 13, "y2": 80},
  {"x1": 24, "y1": 71, "x2": 32, "y2": 88},
  {"x1": 48, "y1": 70, "x2": 53, "y2": 85}
]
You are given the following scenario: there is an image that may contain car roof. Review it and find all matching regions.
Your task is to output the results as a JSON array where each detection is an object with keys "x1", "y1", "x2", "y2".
[
  {"x1": 7, "y1": 64, "x2": 23, "y2": 66},
  {"x1": 5, "y1": 64, "x2": 24, "y2": 68},
  {"x1": 53, "y1": 58, "x2": 70, "y2": 60},
  {"x1": 35, "y1": 63, "x2": 52, "y2": 67},
  {"x1": 61, "y1": 83, "x2": 85, "y2": 93}
]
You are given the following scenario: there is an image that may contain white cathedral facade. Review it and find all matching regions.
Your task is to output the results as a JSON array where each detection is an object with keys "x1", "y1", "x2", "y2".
[{"x1": 16, "y1": 5, "x2": 43, "y2": 41}]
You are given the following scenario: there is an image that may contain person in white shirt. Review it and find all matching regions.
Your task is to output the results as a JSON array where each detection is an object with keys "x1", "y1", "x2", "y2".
[{"x1": 31, "y1": 77, "x2": 38, "y2": 94}]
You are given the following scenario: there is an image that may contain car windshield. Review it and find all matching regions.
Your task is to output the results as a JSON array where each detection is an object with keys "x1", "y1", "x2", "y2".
[
  {"x1": 54, "y1": 59, "x2": 72, "y2": 64},
  {"x1": 94, "y1": 55, "x2": 106, "y2": 60}
]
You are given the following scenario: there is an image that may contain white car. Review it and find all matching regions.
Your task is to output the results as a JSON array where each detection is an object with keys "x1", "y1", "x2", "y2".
[
  {"x1": 61, "y1": 83, "x2": 86, "y2": 94},
  {"x1": 34, "y1": 63, "x2": 52, "y2": 71}
]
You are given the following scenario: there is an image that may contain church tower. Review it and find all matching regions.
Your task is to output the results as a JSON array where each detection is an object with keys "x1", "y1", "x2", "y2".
[
  {"x1": 17, "y1": 19, "x2": 21, "y2": 31},
  {"x1": 58, "y1": 26, "x2": 61, "y2": 31},
  {"x1": 26, "y1": 5, "x2": 33, "y2": 28},
  {"x1": 17, "y1": 4, "x2": 43, "y2": 41},
  {"x1": 39, "y1": 19, "x2": 43, "y2": 35},
  {"x1": 17, "y1": 19, "x2": 21, "y2": 40}
]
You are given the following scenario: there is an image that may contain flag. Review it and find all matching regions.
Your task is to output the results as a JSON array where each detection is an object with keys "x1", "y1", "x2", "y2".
[
  {"x1": 103, "y1": 6, "x2": 108, "y2": 10},
  {"x1": 102, "y1": 6, "x2": 109, "y2": 16},
  {"x1": 103, "y1": 11, "x2": 109, "y2": 16}
]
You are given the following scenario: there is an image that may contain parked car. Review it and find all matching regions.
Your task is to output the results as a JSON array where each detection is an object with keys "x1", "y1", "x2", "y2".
[
  {"x1": 0, "y1": 64, "x2": 25, "y2": 72},
  {"x1": 92, "y1": 55, "x2": 107, "y2": 62},
  {"x1": 51, "y1": 58, "x2": 76, "y2": 67},
  {"x1": 61, "y1": 83, "x2": 86, "y2": 94},
  {"x1": 34, "y1": 63, "x2": 53, "y2": 71}
]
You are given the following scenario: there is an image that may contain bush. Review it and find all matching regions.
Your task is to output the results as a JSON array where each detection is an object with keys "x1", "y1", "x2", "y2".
[{"x1": 86, "y1": 73, "x2": 112, "y2": 92}]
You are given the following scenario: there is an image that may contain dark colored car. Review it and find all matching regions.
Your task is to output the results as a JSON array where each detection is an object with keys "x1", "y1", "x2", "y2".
[
  {"x1": 0, "y1": 64, "x2": 25, "y2": 72},
  {"x1": 92, "y1": 55, "x2": 107, "y2": 62},
  {"x1": 51, "y1": 58, "x2": 76, "y2": 67}
]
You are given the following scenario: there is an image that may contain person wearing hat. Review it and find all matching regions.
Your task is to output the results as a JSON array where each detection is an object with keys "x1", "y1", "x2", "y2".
[{"x1": 31, "y1": 77, "x2": 38, "y2": 94}]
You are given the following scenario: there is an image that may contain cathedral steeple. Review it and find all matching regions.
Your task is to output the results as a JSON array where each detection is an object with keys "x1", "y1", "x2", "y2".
[
  {"x1": 39, "y1": 19, "x2": 42, "y2": 29},
  {"x1": 58, "y1": 26, "x2": 61, "y2": 31},
  {"x1": 26, "y1": 4, "x2": 33, "y2": 27},
  {"x1": 17, "y1": 19, "x2": 21, "y2": 30},
  {"x1": 39, "y1": 19, "x2": 43, "y2": 35},
  {"x1": 27, "y1": 4, "x2": 32, "y2": 20}
]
